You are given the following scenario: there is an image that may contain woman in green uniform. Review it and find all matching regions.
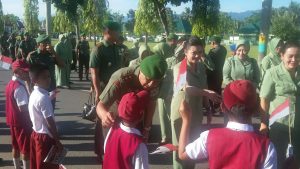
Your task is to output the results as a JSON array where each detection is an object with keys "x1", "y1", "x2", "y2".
[
  {"x1": 260, "y1": 40, "x2": 300, "y2": 168},
  {"x1": 170, "y1": 37, "x2": 221, "y2": 169},
  {"x1": 223, "y1": 40, "x2": 260, "y2": 87}
]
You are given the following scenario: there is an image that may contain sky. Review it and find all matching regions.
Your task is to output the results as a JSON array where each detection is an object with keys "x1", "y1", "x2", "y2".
[{"x1": 1, "y1": 0, "x2": 299, "y2": 19}]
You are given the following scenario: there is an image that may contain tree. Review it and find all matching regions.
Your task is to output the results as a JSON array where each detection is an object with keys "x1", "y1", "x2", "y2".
[
  {"x1": 191, "y1": 0, "x2": 220, "y2": 37},
  {"x1": 124, "y1": 9, "x2": 135, "y2": 34},
  {"x1": 23, "y1": 0, "x2": 39, "y2": 34},
  {"x1": 180, "y1": 7, "x2": 192, "y2": 23},
  {"x1": 109, "y1": 12, "x2": 124, "y2": 24},
  {"x1": 0, "y1": 0, "x2": 3, "y2": 34},
  {"x1": 53, "y1": 9, "x2": 74, "y2": 32},
  {"x1": 166, "y1": 7, "x2": 176, "y2": 33},
  {"x1": 217, "y1": 12, "x2": 235, "y2": 36},
  {"x1": 134, "y1": 0, "x2": 161, "y2": 44}
]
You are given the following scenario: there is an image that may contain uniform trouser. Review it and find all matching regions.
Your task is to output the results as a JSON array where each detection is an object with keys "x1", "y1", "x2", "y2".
[
  {"x1": 71, "y1": 50, "x2": 77, "y2": 70},
  {"x1": 158, "y1": 98, "x2": 172, "y2": 142},
  {"x1": 94, "y1": 119, "x2": 104, "y2": 158},
  {"x1": 78, "y1": 54, "x2": 89, "y2": 80},
  {"x1": 270, "y1": 122, "x2": 300, "y2": 169},
  {"x1": 171, "y1": 92, "x2": 203, "y2": 169}
]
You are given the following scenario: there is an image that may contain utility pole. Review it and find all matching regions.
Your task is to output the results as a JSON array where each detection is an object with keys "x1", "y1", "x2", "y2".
[
  {"x1": 258, "y1": 0, "x2": 272, "y2": 63},
  {"x1": 44, "y1": 0, "x2": 51, "y2": 37}
]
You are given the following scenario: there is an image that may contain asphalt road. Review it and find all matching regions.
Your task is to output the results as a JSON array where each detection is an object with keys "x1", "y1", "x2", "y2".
[{"x1": 1, "y1": 66, "x2": 255, "y2": 169}]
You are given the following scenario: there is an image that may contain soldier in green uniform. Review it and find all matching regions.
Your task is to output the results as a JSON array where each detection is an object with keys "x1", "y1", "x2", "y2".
[
  {"x1": 129, "y1": 39, "x2": 139, "y2": 61},
  {"x1": 207, "y1": 36, "x2": 227, "y2": 114},
  {"x1": 171, "y1": 37, "x2": 221, "y2": 169},
  {"x1": 27, "y1": 34, "x2": 64, "y2": 108},
  {"x1": 19, "y1": 32, "x2": 36, "y2": 59},
  {"x1": 260, "y1": 40, "x2": 300, "y2": 168},
  {"x1": 153, "y1": 33, "x2": 178, "y2": 59},
  {"x1": 0, "y1": 32, "x2": 9, "y2": 56},
  {"x1": 76, "y1": 33, "x2": 90, "y2": 81},
  {"x1": 89, "y1": 21, "x2": 123, "y2": 162},
  {"x1": 15, "y1": 33, "x2": 24, "y2": 59},
  {"x1": 223, "y1": 39, "x2": 260, "y2": 87},
  {"x1": 7, "y1": 32, "x2": 17, "y2": 60},
  {"x1": 260, "y1": 37, "x2": 283, "y2": 79},
  {"x1": 116, "y1": 36, "x2": 130, "y2": 66}
]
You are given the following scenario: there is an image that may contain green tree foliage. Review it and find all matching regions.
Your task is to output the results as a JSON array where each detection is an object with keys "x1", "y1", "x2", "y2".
[
  {"x1": 166, "y1": 7, "x2": 176, "y2": 33},
  {"x1": 271, "y1": 2, "x2": 300, "y2": 40},
  {"x1": 0, "y1": 0, "x2": 3, "y2": 33},
  {"x1": 125, "y1": 9, "x2": 135, "y2": 34},
  {"x1": 52, "y1": 0, "x2": 85, "y2": 22},
  {"x1": 23, "y1": 0, "x2": 39, "y2": 34},
  {"x1": 53, "y1": 10, "x2": 74, "y2": 32},
  {"x1": 134, "y1": 0, "x2": 161, "y2": 42},
  {"x1": 217, "y1": 12, "x2": 235, "y2": 35},
  {"x1": 81, "y1": 0, "x2": 107, "y2": 35},
  {"x1": 149, "y1": 0, "x2": 169, "y2": 35},
  {"x1": 2, "y1": 14, "x2": 21, "y2": 31},
  {"x1": 191, "y1": 0, "x2": 220, "y2": 37},
  {"x1": 109, "y1": 11, "x2": 124, "y2": 24},
  {"x1": 180, "y1": 7, "x2": 192, "y2": 23}
]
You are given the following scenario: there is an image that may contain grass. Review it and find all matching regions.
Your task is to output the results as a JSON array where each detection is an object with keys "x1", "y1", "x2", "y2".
[{"x1": 51, "y1": 39, "x2": 261, "y2": 60}]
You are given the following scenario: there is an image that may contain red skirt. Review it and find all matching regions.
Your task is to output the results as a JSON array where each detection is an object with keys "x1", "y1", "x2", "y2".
[
  {"x1": 30, "y1": 131, "x2": 59, "y2": 169},
  {"x1": 10, "y1": 126, "x2": 32, "y2": 154}
]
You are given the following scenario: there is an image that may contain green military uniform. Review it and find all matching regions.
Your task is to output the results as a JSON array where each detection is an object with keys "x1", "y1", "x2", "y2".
[
  {"x1": 27, "y1": 48, "x2": 57, "y2": 91},
  {"x1": 76, "y1": 37, "x2": 90, "y2": 80},
  {"x1": 223, "y1": 55, "x2": 260, "y2": 87},
  {"x1": 153, "y1": 42, "x2": 175, "y2": 59},
  {"x1": 117, "y1": 43, "x2": 130, "y2": 67},
  {"x1": 260, "y1": 63, "x2": 300, "y2": 167},
  {"x1": 7, "y1": 34, "x2": 17, "y2": 60},
  {"x1": 171, "y1": 61, "x2": 208, "y2": 169},
  {"x1": 129, "y1": 44, "x2": 150, "y2": 67},
  {"x1": 19, "y1": 38, "x2": 36, "y2": 59},
  {"x1": 0, "y1": 33, "x2": 9, "y2": 56},
  {"x1": 55, "y1": 35, "x2": 72, "y2": 87},
  {"x1": 260, "y1": 38, "x2": 282, "y2": 80},
  {"x1": 128, "y1": 40, "x2": 139, "y2": 61}
]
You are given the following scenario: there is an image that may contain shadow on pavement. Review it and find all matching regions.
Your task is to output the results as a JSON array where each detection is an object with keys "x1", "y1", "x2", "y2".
[
  {"x1": 0, "y1": 144, "x2": 11, "y2": 153},
  {"x1": 63, "y1": 156, "x2": 99, "y2": 165}
]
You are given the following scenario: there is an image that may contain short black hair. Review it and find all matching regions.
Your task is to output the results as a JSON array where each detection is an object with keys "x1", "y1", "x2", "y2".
[
  {"x1": 29, "y1": 64, "x2": 49, "y2": 81},
  {"x1": 185, "y1": 36, "x2": 204, "y2": 50},
  {"x1": 280, "y1": 40, "x2": 300, "y2": 54}
]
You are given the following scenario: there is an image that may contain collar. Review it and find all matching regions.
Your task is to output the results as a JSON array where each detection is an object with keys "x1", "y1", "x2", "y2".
[
  {"x1": 33, "y1": 86, "x2": 49, "y2": 95},
  {"x1": 226, "y1": 121, "x2": 254, "y2": 132},
  {"x1": 12, "y1": 75, "x2": 26, "y2": 86},
  {"x1": 119, "y1": 122, "x2": 142, "y2": 136},
  {"x1": 102, "y1": 39, "x2": 114, "y2": 47}
]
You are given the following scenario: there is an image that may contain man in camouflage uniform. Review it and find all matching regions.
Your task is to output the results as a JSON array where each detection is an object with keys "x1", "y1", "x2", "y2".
[
  {"x1": 19, "y1": 32, "x2": 36, "y2": 59},
  {"x1": 76, "y1": 33, "x2": 90, "y2": 81}
]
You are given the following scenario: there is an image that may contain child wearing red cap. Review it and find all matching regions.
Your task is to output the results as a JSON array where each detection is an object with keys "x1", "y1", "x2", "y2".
[
  {"x1": 178, "y1": 80, "x2": 277, "y2": 169},
  {"x1": 103, "y1": 90, "x2": 150, "y2": 169},
  {"x1": 5, "y1": 59, "x2": 32, "y2": 169}
]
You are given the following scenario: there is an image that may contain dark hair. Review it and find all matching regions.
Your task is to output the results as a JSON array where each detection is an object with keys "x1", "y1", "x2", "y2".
[
  {"x1": 280, "y1": 40, "x2": 300, "y2": 54},
  {"x1": 29, "y1": 64, "x2": 49, "y2": 81},
  {"x1": 185, "y1": 36, "x2": 204, "y2": 50}
]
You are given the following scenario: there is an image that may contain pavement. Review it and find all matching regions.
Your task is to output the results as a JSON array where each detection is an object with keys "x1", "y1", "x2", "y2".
[{"x1": 0, "y1": 67, "x2": 260, "y2": 169}]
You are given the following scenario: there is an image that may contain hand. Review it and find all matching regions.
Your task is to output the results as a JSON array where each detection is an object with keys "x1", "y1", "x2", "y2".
[
  {"x1": 50, "y1": 89, "x2": 60, "y2": 100},
  {"x1": 259, "y1": 123, "x2": 269, "y2": 136},
  {"x1": 46, "y1": 44, "x2": 55, "y2": 54},
  {"x1": 179, "y1": 100, "x2": 192, "y2": 122},
  {"x1": 101, "y1": 111, "x2": 115, "y2": 128},
  {"x1": 204, "y1": 89, "x2": 222, "y2": 103}
]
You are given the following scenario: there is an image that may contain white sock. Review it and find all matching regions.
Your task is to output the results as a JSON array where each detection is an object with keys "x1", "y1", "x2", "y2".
[
  {"x1": 22, "y1": 160, "x2": 30, "y2": 169},
  {"x1": 12, "y1": 158, "x2": 21, "y2": 169}
]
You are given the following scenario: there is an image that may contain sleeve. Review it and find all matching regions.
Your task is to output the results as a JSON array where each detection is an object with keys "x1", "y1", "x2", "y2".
[
  {"x1": 262, "y1": 142, "x2": 277, "y2": 169},
  {"x1": 222, "y1": 58, "x2": 233, "y2": 86},
  {"x1": 260, "y1": 58, "x2": 269, "y2": 79},
  {"x1": 202, "y1": 54, "x2": 215, "y2": 71},
  {"x1": 259, "y1": 70, "x2": 275, "y2": 100},
  {"x1": 39, "y1": 96, "x2": 54, "y2": 118},
  {"x1": 89, "y1": 46, "x2": 101, "y2": 68},
  {"x1": 99, "y1": 72, "x2": 123, "y2": 108},
  {"x1": 14, "y1": 86, "x2": 29, "y2": 106},
  {"x1": 132, "y1": 143, "x2": 149, "y2": 169},
  {"x1": 185, "y1": 130, "x2": 209, "y2": 160}
]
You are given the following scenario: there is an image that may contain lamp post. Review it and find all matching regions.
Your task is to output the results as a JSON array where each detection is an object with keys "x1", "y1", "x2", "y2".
[{"x1": 43, "y1": 0, "x2": 51, "y2": 37}]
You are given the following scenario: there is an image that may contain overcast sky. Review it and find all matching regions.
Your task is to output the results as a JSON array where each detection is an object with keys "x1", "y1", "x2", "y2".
[{"x1": 2, "y1": 0, "x2": 299, "y2": 19}]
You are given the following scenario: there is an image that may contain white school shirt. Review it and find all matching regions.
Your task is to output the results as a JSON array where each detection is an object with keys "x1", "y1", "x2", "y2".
[
  {"x1": 28, "y1": 86, "x2": 54, "y2": 138},
  {"x1": 185, "y1": 121, "x2": 277, "y2": 169},
  {"x1": 104, "y1": 123, "x2": 149, "y2": 169},
  {"x1": 12, "y1": 76, "x2": 29, "y2": 107}
]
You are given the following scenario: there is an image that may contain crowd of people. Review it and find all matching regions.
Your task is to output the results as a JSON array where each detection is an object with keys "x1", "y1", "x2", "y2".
[{"x1": 1, "y1": 19, "x2": 300, "y2": 169}]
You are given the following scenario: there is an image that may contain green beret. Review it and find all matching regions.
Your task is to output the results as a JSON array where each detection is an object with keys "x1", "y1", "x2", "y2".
[
  {"x1": 36, "y1": 34, "x2": 50, "y2": 43},
  {"x1": 211, "y1": 36, "x2": 221, "y2": 44},
  {"x1": 103, "y1": 21, "x2": 121, "y2": 32},
  {"x1": 140, "y1": 54, "x2": 167, "y2": 80},
  {"x1": 167, "y1": 33, "x2": 178, "y2": 41},
  {"x1": 236, "y1": 39, "x2": 250, "y2": 50}
]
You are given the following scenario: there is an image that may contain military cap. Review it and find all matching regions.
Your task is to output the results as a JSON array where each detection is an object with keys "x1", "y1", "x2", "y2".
[
  {"x1": 140, "y1": 54, "x2": 167, "y2": 80},
  {"x1": 103, "y1": 21, "x2": 121, "y2": 32},
  {"x1": 211, "y1": 36, "x2": 222, "y2": 44},
  {"x1": 36, "y1": 34, "x2": 50, "y2": 43},
  {"x1": 167, "y1": 33, "x2": 178, "y2": 41},
  {"x1": 236, "y1": 39, "x2": 250, "y2": 50}
]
